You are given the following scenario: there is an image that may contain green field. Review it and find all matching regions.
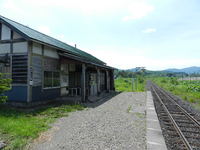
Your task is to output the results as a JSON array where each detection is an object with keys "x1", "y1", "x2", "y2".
[
  {"x1": 0, "y1": 104, "x2": 84, "y2": 150},
  {"x1": 152, "y1": 77, "x2": 200, "y2": 110},
  {"x1": 115, "y1": 77, "x2": 145, "y2": 92}
]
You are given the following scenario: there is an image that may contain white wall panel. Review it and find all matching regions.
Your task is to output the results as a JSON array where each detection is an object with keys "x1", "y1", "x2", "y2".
[
  {"x1": 1, "y1": 24, "x2": 11, "y2": 40},
  {"x1": 44, "y1": 46, "x2": 59, "y2": 59},
  {"x1": 13, "y1": 42, "x2": 27, "y2": 53},
  {"x1": 0, "y1": 43, "x2": 10, "y2": 54},
  {"x1": 13, "y1": 31, "x2": 22, "y2": 39},
  {"x1": 32, "y1": 42, "x2": 42, "y2": 55}
]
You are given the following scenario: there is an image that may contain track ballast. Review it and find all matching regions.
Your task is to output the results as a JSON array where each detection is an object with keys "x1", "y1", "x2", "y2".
[{"x1": 149, "y1": 81, "x2": 200, "y2": 150}]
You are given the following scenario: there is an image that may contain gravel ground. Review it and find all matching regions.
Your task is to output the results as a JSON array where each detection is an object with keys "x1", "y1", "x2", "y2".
[{"x1": 30, "y1": 92, "x2": 146, "y2": 150}]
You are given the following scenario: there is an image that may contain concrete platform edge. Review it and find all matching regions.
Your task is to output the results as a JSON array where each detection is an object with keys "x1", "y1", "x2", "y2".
[{"x1": 146, "y1": 91, "x2": 167, "y2": 150}]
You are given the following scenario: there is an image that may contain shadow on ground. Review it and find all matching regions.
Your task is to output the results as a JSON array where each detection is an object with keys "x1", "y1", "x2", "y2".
[{"x1": 83, "y1": 92, "x2": 121, "y2": 108}]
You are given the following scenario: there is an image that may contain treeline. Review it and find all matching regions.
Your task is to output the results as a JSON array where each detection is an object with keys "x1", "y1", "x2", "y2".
[
  {"x1": 114, "y1": 69, "x2": 198, "y2": 78},
  {"x1": 114, "y1": 69, "x2": 146, "y2": 78}
]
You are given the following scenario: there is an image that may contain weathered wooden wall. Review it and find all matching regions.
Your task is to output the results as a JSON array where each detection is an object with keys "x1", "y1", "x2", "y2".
[
  {"x1": 0, "y1": 23, "x2": 28, "y2": 101},
  {"x1": 0, "y1": 22, "x2": 115, "y2": 102}
]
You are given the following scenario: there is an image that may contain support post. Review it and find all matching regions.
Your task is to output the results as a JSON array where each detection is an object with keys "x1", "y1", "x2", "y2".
[
  {"x1": 106, "y1": 70, "x2": 110, "y2": 92},
  {"x1": 10, "y1": 30, "x2": 13, "y2": 85},
  {"x1": 110, "y1": 70, "x2": 115, "y2": 91},
  {"x1": 0, "y1": 23, "x2": 2, "y2": 40},
  {"x1": 27, "y1": 41, "x2": 33, "y2": 103},
  {"x1": 97, "y1": 68, "x2": 101, "y2": 95},
  {"x1": 81, "y1": 64, "x2": 86, "y2": 102}
]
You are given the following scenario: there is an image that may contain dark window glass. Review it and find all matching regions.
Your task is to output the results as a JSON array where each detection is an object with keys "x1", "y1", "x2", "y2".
[
  {"x1": 53, "y1": 72, "x2": 60, "y2": 87},
  {"x1": 44, "y1": 71, "x2": 52, "y2": 88}
]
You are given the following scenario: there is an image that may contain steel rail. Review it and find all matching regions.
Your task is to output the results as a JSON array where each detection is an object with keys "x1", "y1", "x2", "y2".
[
  {"x1": 154, "y1": 84, "x2": 200, "y2": 127},
  {"x1": 151, "y1": 85, "x2": 193, "y2": 150}
]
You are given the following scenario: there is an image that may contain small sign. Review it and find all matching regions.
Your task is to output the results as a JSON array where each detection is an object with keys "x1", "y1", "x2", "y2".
[{"x1": 30, "y1": 80, "x2": 33, "y2": 85}]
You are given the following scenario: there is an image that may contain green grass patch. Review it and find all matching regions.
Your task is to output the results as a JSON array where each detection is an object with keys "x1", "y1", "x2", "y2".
[
  {"x1": 152, "y1": 77, "x2": 200, "y2": 111},
  {"x1": 0, "y1": 104, "x2": 84, "y2": 150},
  {"x1": 115, "y1": 77, "x2": 145, "y2": 92},
  {"x1": 127, "y1": 105, "x2": 132, "y2": 113},
  {"x1": 134, "y1": 112, "x2": 145, "y2": 118}
]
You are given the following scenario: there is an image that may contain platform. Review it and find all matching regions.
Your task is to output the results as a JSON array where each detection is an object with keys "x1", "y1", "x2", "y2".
[{"x1": 146, "y1": 91, "x2": 167, "y2": 150}]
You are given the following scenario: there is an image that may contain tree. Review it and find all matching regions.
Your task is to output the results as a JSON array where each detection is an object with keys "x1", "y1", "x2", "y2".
[{"x1": 0, "y1": 73, "x2": 11, "y2": 103}]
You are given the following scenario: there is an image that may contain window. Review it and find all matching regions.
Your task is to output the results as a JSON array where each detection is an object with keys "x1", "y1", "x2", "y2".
[
  {"x1": 44, "y1": 71, "x2": 60, "y2": 88},
  {"x1": 53, "y1": 72, "x2": 60, "y2": 87},
  {"x1": 44, "y1": 71, "x2": 52, "y2": 88}
]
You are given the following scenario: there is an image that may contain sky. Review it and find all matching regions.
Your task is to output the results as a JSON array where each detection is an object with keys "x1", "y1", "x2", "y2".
[{"x1": 0, "y1": 0, "x2": 200, "y2": 70}]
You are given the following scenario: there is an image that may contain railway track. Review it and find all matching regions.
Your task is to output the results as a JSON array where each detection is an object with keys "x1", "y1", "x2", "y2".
[{"x1": 149, "y1": 82, "x2": 200, "y2": 150}]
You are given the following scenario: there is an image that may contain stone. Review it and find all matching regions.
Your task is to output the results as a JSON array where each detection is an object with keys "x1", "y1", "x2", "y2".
[{"x1": 0, "y1": 141, "x2": 6, "y2": 149}]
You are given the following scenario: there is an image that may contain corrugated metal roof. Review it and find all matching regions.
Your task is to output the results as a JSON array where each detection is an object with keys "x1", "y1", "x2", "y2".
[{"x1": 0, "y1": 16, "x2": 105, "y2": 65}]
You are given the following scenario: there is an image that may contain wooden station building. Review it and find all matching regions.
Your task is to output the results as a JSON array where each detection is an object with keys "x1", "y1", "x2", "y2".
[{"x1": 0, "y1": 16, "x2": 115, "y2": 103}]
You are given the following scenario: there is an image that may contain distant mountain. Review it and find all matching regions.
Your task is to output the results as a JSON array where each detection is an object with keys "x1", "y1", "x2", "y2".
[
  {"x1": 126, "y1": 66, "x2": 200, "y2": 74},
  {"x1": 163, "y1": 66, "x2": 200, "y2": 74},
  {"x1": 163, "y1": 68, "x2": 180, "y2": 72}
]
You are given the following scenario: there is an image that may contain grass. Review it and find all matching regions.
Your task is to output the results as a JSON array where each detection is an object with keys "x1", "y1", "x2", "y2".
[
  {"x1": 127, "y1": 105, "x2": 132, "y2": 113},
  {"x1": 0, "y1": 104, "x2": 84, "y2": 150},
  {"x1": 115, "y1": 77, "x2": 145, "y2": 92},
  {"x1": 152, "y1": 77, "x2": 200, "y2": 111},
  {"x1": 134, "y1": 112, "x2": 145, "y2": 118}
]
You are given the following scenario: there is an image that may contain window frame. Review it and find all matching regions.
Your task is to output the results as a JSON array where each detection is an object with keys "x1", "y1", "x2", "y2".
[{"x1": 43, "y1": 71, "x2": 60, "y2": 89}]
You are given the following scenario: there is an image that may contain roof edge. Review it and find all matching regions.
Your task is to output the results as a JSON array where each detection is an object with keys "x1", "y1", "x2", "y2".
[
  {"x1": 0, "y1": 15, "x2": 106, "y2": 65},
  {"x1": 0, "y1": 16, "x2": 30, "y2": 40},
  {"x1": 59, "y1": 53, "x2": 114, "y2": 69},
  {"x1": 31, "y1": 38, "x2": 106, "y2": 65}
]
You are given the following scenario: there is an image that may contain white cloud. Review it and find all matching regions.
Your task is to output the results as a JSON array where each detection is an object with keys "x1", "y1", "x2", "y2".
[
  {"x1": 1, "y1": 0, "x2": 154, "y2": 18},
  {"x1": 55, "y1": 34, "x2": 76, "y2": 46},
  {"x1": 15, "y1": 0, "x2": 125, "y2": 15},
  {"x1": 122, "y1": 1, "x2": 154, "y2": 21},
  {"x1": 148, "y1": 58, "x2": 200, "y2": 71},
  {"x1": 142, "y1": 28, "x2": 156, "y2": 33},
  {"x1": 82, "y1": 45, "x2": 200, "y2": 70},
  {"x1": 0, "y1": 0, "x2": 24, "y2": 17},
  {"x1": 82, "y1": 46, "x2": 150, "y2": 69},
  {"x1": 36, "y1": 25, "x2": 51, "y2": 35}
]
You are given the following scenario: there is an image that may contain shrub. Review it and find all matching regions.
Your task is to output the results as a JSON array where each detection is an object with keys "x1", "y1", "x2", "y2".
[
  {"x1": 161, "y1": 78, "x2": 167, "y2": 83},
  {"x1": 183, "y1": 96, "x2": 188, "y2": 100},
  {"x1": 187, "y1": 84, "x2": 200, "y2": 92},
  {"x1": 124, "y1": 79, "x2": 129, "y2": 83},
  {"x1": 0, "y1": 73, "x2": 12, "y2": 103},
  {"x1": 137, "y1": 76, "x2": 144, "y2": 84},
  {"x1": 169, "y1": 85, "x2": 176, "y2": 92},
  {"x1": 170, "y1": 78, "x2": 178, "y2": 85},
  {"x1": 189, "y1": 98, "x2": 196, "y2": 103}
]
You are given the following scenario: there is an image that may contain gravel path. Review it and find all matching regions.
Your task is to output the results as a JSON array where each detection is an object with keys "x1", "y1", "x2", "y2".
[{"x1": 30, "y1": 92, "x2": 146, "y2": 150}]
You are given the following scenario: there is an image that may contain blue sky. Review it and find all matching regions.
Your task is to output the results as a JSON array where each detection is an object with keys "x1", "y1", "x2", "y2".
[{"x1": 0, "y1": 0, "x2": 200, "y2": 70}]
